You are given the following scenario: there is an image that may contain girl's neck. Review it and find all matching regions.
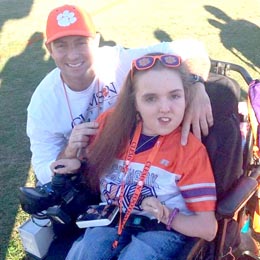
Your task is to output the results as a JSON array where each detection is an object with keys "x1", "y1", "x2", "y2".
[{"x1": 135, "y1": 134, "x2": 159, "y2": 154}]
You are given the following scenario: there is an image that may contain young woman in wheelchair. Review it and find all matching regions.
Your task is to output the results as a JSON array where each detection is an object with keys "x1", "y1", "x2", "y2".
[{"x1": 52, "y1": 53, "x2": 218, "y2": 260}]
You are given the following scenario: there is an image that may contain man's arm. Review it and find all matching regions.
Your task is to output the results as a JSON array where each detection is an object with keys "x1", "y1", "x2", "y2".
[
  {"x1": 181, "y1": 82, "x2": 213, "y2": 145},
  {"x1": 168, "y1": 39, "x2": 213, "y2": 144},
  {"x1": 168, "y1": 39, "x2": 210, "y2": 80},
  {"x1": 27, "y1": 115, "x2": 66, "y2": 184},
  {"x1": 57, "y1": 121, "x2": 99, "y2": 159}
]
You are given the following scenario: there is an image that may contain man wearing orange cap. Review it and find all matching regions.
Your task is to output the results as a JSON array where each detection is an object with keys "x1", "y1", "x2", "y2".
[{"x1": 27, "y1": 4, "x2": 212, "y2": 185}]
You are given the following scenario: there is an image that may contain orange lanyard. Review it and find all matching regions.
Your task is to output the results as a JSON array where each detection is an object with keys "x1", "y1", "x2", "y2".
[
  {"x1": 113, "y1": 123, "x2": 163, "y2": 248},
  {"x1": 61, "y1": 74, "x2": 101, "y2": 127}
]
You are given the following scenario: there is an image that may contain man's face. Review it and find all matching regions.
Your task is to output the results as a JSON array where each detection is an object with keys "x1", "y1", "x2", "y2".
[{"x1": 47, "y1": 35, "x2": 99, "y2": 82}]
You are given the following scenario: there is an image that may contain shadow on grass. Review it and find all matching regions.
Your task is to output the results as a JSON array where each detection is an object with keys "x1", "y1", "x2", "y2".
[
  {"x1": 204, "y1": 5, "x2": 260, "y2": 99},
  {"x1": 154, "y1": 26, "x2": 256, "y2": 100},
  {"x1": 0, "y1": 32, "x2": 55, "y2": 260},
  {"x1": 0, "y1": 0, "x2": 33, "y2": 32},
  {"x1": 99, "y1": 34, "x2": 116, "y2": 47},
  {"x1": 153, "y1": 29, "x2": 172, "y2": 42},
  {"x1": 204, "y1": 5, "x2": 260, "y2": 75}
]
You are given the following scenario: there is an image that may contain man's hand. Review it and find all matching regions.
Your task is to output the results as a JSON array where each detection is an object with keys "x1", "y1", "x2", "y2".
[
  {"x1": 181, "y1": 83, "x2": 213, "y2": 145},
  {"x1": 51, "y1": 158, "x2": 81, "y2": 174},
  {"x1": 59, "y1": 121, "x2": 99, "y2": 159}
]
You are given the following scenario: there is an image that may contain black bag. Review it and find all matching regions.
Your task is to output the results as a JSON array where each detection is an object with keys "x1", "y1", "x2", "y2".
[
  {"x1": 202, "y1": 73, "x2": 243, "y2": 255},
  {"x1": 204, "y1": 73, "x2": 243, "y2": 200}
]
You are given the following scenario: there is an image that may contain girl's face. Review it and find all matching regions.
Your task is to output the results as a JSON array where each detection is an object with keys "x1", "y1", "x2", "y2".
[{"x1": 135, "y1": 68, "x2": 186, "y2": 136}]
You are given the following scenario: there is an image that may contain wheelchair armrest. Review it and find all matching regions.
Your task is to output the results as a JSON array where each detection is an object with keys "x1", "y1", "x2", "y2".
[
  {"x1": 250, "y1": 166, "x2": 260, "y2": 180},
  {"x1": 217, "y1": 176, "x2": 258, "y2": 217}
]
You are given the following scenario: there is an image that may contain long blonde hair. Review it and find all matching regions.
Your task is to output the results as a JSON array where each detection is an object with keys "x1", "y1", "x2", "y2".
[{"x1": 85, "y1": 53, "x2": 192, "y2": 190}]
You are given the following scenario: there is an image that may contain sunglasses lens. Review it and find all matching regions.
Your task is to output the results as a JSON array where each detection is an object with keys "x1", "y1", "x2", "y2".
[
  {"x1": 135, "y1": 56, "x2": 154, "y2": 69},
  {"x1": 161, "y1": 55, "x2": 180, "y2": 66}
]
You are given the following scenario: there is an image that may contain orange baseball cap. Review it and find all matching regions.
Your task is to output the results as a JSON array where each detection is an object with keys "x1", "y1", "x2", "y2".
[{"x1": 46, "y1": 5, "x2": 96, "y2": 44}]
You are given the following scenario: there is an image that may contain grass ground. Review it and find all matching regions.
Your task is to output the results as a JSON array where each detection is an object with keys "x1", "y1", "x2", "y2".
[{"x1": 0, "y1": 0, "x2": 259, "y2": 259}]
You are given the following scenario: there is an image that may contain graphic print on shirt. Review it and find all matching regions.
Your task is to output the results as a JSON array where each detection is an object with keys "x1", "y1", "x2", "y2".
[
  {"x1": 70, "y1": 81, "x2": 119, "y2": 128},
  {"x1": 101, "y1": 164, "x2": 158, "y2": 212},
  {"x1": 102, "y1": 181, "x2": 157, "y2": 211}
]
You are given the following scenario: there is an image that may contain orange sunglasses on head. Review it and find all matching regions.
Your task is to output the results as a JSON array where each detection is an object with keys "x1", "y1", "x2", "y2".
[{"x1": 131, "y1": 54, "x2": 182, "y2": 80}]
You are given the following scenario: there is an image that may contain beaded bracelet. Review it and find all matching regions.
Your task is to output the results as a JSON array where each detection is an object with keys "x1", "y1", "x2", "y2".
[{"x1": 166, "y1": 208, "x2": 179, "y2": 230}]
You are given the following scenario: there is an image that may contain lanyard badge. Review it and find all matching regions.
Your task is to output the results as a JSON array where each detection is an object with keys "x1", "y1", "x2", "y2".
[{"x1": 113, "y1": 123, "x2": 163, "y2": 248}]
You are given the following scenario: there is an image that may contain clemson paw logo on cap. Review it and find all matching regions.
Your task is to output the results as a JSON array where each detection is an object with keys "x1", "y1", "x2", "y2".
[{"x1": 57, "y1": 10, "x2": 77, "y2": 27}]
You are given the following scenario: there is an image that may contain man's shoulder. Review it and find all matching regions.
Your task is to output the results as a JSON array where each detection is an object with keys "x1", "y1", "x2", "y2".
[
  {"x1": 28, "y1": 68, "x2": 62, "y2": 110},
  {"x1": 31, "y1": 68, "x2": 61, "y2": 98},
  {"x1": 97, "y1": 45, "x2": 122, "y2": 59},
  {"x1": 37, "y1": 68, "x2": 61, "y2": 90}
]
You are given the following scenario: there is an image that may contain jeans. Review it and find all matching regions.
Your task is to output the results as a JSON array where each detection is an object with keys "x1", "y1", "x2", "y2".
[{"x1": 65, "y1": 226, "x2": 196, "y2": 260}]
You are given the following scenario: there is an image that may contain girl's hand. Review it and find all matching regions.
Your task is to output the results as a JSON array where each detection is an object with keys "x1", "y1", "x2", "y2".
[
  {"x1": 141, "y1": 197, "x2": 169, "y2": 223},
  {"x1": 50, "y1": 158, "x2": 81, "y2": 174}
]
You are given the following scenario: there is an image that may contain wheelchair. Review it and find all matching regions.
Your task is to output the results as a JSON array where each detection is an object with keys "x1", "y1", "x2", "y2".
[
  {"x1": 186, "y1": 59, "x2": 260, "y2": 260},
  {"x1": 20, "y1": 60, "x2": 260, "y2": 260}
]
